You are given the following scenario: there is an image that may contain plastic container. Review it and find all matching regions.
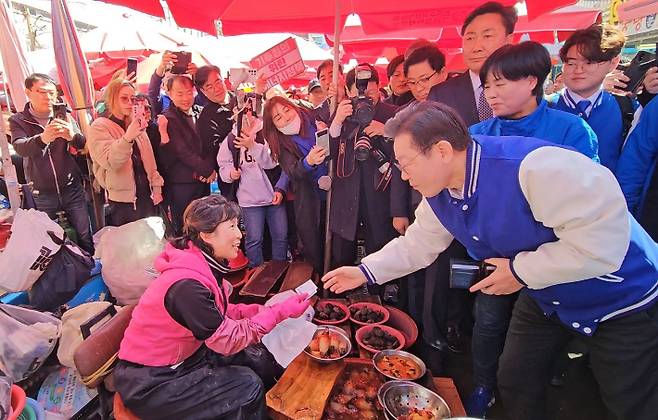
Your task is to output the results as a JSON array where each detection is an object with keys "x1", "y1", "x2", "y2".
[
  {"x1": 384, "y1": 305, "x2": 419, "y2": 349},
  {"x1": 26, "y1": 399, "x2": 45, "y2": 420},
  {"x1": 355, "y1": 324, "x2": 405, "y2": 354},
  {"x1": 8, "y1": 385, "x2": 26, "y2": 420},
  {"x1": 348, "y1": 302, "x2": 390, "y2": 326},
  {"x1": 312, "y1": 300, "x2": 349, "y2": 325}
]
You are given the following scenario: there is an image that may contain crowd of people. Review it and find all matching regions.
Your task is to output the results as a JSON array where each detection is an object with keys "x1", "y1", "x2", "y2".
[{"x1": 3, "y1": 1, "x2": 658, "y2": 418}]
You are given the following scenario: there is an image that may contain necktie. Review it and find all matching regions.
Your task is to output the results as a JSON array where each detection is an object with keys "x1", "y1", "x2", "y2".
[
  {"x1": 575, "y1": 100, "x2": 591, "y2": 119},
  {"x1": 477, "y1": 88, "x2": 493, "y2": 121}
]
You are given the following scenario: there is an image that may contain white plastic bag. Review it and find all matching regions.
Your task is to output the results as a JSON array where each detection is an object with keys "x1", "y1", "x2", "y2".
[
  {"x1": 96, "y1": 217, "x2": 165, "y2": 305},
  {"x1": 0, "y1": 209, "x2": 64, "y2": 291},
  {"x1": 261, "y1": 291, "x2": 316, "y2": 368},
  {"x1": 0, "y1": 304, "x2": 62, "y2": 382}
]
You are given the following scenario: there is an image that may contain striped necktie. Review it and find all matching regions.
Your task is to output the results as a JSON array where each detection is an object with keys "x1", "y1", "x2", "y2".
[{"x1": 477, "y1": 88, "x2": 493, "y2": 121}]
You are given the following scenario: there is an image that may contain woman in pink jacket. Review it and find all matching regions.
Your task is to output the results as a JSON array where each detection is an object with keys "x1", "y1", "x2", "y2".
[{"x1": 114, "y1": 195, "x2": 310, "y2": 419}]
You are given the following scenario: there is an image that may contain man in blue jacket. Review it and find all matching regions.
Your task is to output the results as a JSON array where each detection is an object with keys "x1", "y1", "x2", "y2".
[
  {"x1": 616, "y1": 96, "x2": 658, "y2": 240},
  {"x1": 323, "y1": 101, "x2": 658, "y2": 420}
]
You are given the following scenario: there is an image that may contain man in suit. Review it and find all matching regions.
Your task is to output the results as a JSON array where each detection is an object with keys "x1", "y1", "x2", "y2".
[{"x1": 428, "y1": 1, "x2": 517, "y2": 127}]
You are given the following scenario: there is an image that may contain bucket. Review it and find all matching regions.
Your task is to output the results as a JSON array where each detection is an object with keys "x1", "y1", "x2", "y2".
[{"x1": 8, "y1": 385, "x2": 26, "y2": 420}]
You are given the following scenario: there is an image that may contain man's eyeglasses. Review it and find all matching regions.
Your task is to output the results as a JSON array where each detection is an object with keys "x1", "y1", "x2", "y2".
[
  {"x1": 33, "y1": 88, "x2": 58, "y2": 98},
  {"x1": 202, "y1": 78, "x2": 224, "y2": 92},
  {"x1": 395, "y1": 150, "x2": 424, "y2": 174},
  {"x1": 406, "y1": 71, "x2": 437, "y2": 89},
  {"x1": 563, "y1": 59, "x2": 608, "y2": 72}
]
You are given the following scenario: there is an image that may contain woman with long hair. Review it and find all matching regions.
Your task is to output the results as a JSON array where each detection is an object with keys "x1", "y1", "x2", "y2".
[
  {"x1": 114, "y1": 195, "x2": 311, "y2": 419},
  {"x1": 262, "y1": 96, "x2": 329, "y2": 273},
  {"x1": 87, "y1": 79, "x2": 164, "y2": 226}
]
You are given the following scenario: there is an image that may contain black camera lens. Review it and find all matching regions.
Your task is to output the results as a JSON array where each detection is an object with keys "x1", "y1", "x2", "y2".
[{"x1": 354, "y1": 135, "x2": 371, "y2": 161}]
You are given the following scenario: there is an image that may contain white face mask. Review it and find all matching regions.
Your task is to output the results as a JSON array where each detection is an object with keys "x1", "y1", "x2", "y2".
[{"x1": 278, "y1": 113, "x2": 302, "y2": 135}]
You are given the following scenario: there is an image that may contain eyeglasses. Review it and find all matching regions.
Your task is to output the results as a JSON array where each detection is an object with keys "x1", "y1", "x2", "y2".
[
  {"x1": 563, "y1": 59, "x2": 608, "y2": 72},
  {"x1": 395, "y1": 150, "x2": 424, "y2": 174},
  {"x1": 33, "y1": 88, "x2": 58, "y2": 98},
  {"x1": 202, "y1": 77, "x2": 224, "y2": 92},
  {"x1": 406, "y1": 71, "x2": 437, "y2": 89}
]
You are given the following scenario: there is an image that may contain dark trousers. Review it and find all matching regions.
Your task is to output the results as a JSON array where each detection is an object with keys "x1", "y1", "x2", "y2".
[
  {"x1": 34, "y1": 183, "x2": 94, "y2": 254},
  {"x1": 472, "y1": 291, "x2": 518, "y2": 388},
  {"x1": 115, "y1": 344, "x2": 280, "y2": 420},
  {"x1": 108, "y1": 198, "x2": 156, "y2": 227},
  {"x1": 166, "y1": 182, "x2": 210, "y2": 234},
  {"x1": 498, "y1": 292, "x2": 658, "y2": 420}
]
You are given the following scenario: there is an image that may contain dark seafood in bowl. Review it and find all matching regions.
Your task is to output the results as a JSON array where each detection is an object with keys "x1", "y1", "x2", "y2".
[
  {"x1": 315, "y1": 302, "x2": 347, "y2": 322},
  {"x1": 362, "y1": 327, "x2": 400, "y2": 350},
  {"x1": 351, "y1": 306, "x2": 385, "y2": 323}
]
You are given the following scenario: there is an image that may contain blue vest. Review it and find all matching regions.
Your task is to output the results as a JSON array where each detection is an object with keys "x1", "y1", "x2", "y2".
[
  {"x1": 550, "y1": 91, "x2": 625, "y2": 171},
  {"x1": 426, "y1": 135, "x2": 658, "y2": 336}
]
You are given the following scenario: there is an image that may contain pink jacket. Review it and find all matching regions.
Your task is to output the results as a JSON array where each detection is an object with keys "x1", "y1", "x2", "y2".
[{"x1": 119, "y1": 242, "x2": 284, "y2": 367}]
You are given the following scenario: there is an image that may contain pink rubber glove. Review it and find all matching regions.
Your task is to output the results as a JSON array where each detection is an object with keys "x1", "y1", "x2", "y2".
[{"x1": 250, "y1": 293, "x2": 311, "y2": 333}]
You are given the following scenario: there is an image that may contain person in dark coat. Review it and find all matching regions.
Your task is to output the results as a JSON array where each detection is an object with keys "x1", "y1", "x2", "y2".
[
  {"x1": 194, "y1": 65, "x2": 238, "y2": 197},
  {"x1": 384, "y1": 55, "x2": 414, "y2": 107},
  {"x1": 160, "y1": 75, "x2": 216, "y2": 233},
  {"x1": 327, "y1": 63, "x2": 403, "y2": 271},
  {"x1": 8, "y1": 73, "x2": 93, "y2": 253},
  {"x1": 262, "y1": 96, "x2": 329, "y2": 274}
]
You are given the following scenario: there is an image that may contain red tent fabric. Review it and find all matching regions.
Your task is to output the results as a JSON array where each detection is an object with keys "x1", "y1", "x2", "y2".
[{"x1": 100, "y1": 0, "x2": 578, "y2": 36}]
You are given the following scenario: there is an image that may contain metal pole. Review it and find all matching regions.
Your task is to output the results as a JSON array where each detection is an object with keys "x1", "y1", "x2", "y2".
[{"x1": 323, "y1": 0, "x2": 342, "y2": 276}]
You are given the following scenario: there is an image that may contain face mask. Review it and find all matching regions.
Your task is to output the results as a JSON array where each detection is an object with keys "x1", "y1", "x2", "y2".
[{"x1": 278, "y1": 113, "x2": 301, "y2": 135}]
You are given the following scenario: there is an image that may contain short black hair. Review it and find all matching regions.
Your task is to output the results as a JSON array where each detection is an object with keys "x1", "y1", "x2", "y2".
[
  {"x1": 316, "y1": 59, "x2": 344, "y2": 80},
  {"x1": 403, "y1": 45, "x2": 446, "y2": 76},
  {"x1": 461, "y1": 2, "x2": 518, "y2": 36},
  {"x1": 385, "y1": 101, "x2": 470, "y2": 154},
  {"x1": 559, "y1": 24, "x2": 625, "y2": 63},
  {"x1": 194, "y1": 65, "x2": 221, "y2": 90},
  {"x1": 387, "y1": 55, "x2": 405, "y2": 79},
  {"x1": 479, "y1": 41, "x2": 551, "y2": 99},
  {"x1": 166, "y1": 75, "x2": 194, "y2": 91},
  {"x1": 25, "y1": 73, "x2": 55, "y2": 90},
  {"x1": 346, "y1": 63, "x2": 380, "y2": 90}
]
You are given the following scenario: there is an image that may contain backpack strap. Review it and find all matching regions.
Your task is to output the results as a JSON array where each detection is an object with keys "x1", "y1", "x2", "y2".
[{"x1": 613, "y1": 94, "x2": 636, "y2": 142}]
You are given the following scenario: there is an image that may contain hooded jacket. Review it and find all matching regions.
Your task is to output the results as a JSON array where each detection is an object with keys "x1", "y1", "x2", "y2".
[{"x1": 119, "y1": 242, "x2": 294, "y2": 366}]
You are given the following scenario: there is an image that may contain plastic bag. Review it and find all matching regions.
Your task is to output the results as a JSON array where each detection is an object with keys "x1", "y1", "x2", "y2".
[
  {"x1": 261, "y1": 291, "x2": 316, "y2": 368},
  {"x1": 0, "y1": 304, "x2": 62, "y2": 382},
  {"x1": 0, "y1": 209, "x2": 64, "y2": 291},
  {"x1": 0, "y1": 374, "x2": 11, "y2": 420},
  {"x1": 96, "y1": 217, "x2": 166, "y2": 305},
  {"x1": 57, "y1": 302, "x2": 115, "y2": 368},
  {"x1": 37, "y1": 367, "x2": 97, "y2": 418}
]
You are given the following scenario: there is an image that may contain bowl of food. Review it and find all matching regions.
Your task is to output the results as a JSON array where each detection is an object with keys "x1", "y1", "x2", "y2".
[
  {"x1": 382, "y1": 382, "x2": 451, "y2": 420},
  {"x1": 377, "y1": 380, "x2": 417, "y2": 409},
  {"x1": 349, "y1": 302, "x2": 390, "y2": 326},
  {"x1": 313, "y1": 300, "x2": 349, "y2": 325},
  {"x1": 373, "y1": 350, "x2": 427, "y2": 381},
  {"x1": 304, "y1": 325, "x2": 351, "y2": 363},
  {"x1": 356, "y1": 325, "x2": 405, "y2": 354}
]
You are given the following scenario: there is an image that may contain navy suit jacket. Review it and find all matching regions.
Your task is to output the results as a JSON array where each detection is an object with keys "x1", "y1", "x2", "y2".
[{"x1": 427, "y1": 71, "x2": 479, "y2": 127}]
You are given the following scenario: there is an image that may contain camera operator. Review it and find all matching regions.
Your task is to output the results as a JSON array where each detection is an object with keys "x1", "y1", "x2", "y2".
[{"x1": 327, "y1": 63, "x2": 406, "y2": 274}]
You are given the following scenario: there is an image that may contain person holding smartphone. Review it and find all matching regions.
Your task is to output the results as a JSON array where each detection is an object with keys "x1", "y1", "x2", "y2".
[
  {"x1": 87, "y1": 79, "x2": 164, "y2": 226},
  {"x1": 8, "y1": 73, "x2": 94, "y2": 253},
  {"x1": 262, "y1": 96, "x2": 328, "y2": 274}
]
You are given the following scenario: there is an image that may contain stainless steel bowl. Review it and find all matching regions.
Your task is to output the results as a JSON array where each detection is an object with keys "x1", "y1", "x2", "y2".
[
  {"x1": 372, "y1": 349, "x2": 427, "y2": 381},
  {"x1": 382, "y1": 382, "x2": 451, "y2": 419},
  {"x1": 303, "y1": 325, "x2": 352, "y2": 363},
  {"x1": 377, "y1": 380, "x2": 417, "y2": 409}
]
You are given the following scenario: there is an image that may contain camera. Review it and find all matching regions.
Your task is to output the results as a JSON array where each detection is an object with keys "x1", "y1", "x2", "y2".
[
  {"x1": 449, "y1": 259, "x2": 496, "y2": 289},
  {"x1": 52, "y1": 103, "x2": 68, "y2": 120},
  {"x1": 349, "y1": 64, "x2": 376, "y2": 127},
  {"x1": 354, "y1": 134, "x2": 372, "y2": 161}
]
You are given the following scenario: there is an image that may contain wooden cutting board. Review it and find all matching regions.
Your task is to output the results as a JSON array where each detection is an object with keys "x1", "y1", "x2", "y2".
[{"x1": 266, "y1": 354, "x2": 345, "y2": 420}]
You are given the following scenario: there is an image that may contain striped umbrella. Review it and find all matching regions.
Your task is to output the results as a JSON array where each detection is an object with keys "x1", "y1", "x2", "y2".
[{"x1": 51, "y1": 0, "x2": 103, "y2": 227}]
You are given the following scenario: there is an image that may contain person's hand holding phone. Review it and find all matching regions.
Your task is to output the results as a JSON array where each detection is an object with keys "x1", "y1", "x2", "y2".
[
  {"x1": 234, "y1": 129, "x2": 256, "y2": 150},
  {"x1": 157, "y1": 51, "x2": 177, "y2": 77},
  {"x1": 306, "y1": 146, "x2": 328, "y2": 166},
  {"x1": 604, "y1": 69, "x2": 631, "y2": 96},
  {"x1": 125, "y1": 118, "x2": 142, "y2": 143},
  {"x1": 41, "y1": 121, "x2": 64, "y2": 144},
  {"x1": 186, "y1": 62, "x2": 198, "y2": 76},
  {"x1": 643, "y1": 67, "x2": 658, "y2": 95}
]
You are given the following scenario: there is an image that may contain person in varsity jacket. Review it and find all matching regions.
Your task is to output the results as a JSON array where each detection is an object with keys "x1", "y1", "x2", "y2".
[
  {"x1": 550, "y1": 24, "x2": 639, "y2": 172},
  {"x1": 323, "y1": 101, "x2": 658, "y2": 420}
]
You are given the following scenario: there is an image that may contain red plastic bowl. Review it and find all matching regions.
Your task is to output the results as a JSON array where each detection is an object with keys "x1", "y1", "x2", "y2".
[
  {"x1": 348, "y1": 302, "x2": 390, "y2": 326},
  {"x1": 313, "y1": 300, "x2": 349, "y2": 325},
  {"x1": 384, "y1": 305, "x2": 419, "y2": 349},
  {"x1": 355, "y1": 324, "x2": 405, "y2": 354}
]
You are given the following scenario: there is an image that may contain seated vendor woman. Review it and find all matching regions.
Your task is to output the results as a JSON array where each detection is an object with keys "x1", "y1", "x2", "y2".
[{"x1": 114, "y1": 194, "x2": 311, "y2": 420}]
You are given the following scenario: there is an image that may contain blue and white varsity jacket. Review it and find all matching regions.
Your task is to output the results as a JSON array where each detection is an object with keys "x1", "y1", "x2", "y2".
[{"x1": 360, "y1": 135, "x2": 658, "y2": 336}]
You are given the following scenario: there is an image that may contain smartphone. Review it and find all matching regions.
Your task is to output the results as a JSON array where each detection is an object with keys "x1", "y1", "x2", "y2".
[
  {"x1": 126, "y1": 57, "x2": 138, "y2": 79},
  {"x1": 171, "y1": 51, "x2": 192, "y2": 74},
  {"x1": 449, "y1": 259, "x2": 496, "y2": 289},
  {"x1": 132, "y1": 97, "x2": 148, "y2": 130},
  {"x1": 52, "y1": 103, "x2": 68, "y2": 121},
  {"x1": 315, "y1": 128, "x2": 330, "y2": 150},
  {"x1": 623, "y1": 50, "x2": 656, "y2": 93}
]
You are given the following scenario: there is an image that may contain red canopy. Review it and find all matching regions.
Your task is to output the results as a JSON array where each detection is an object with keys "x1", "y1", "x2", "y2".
[
  {"x1": 100, "y1": 0, "x2": 577, "y2": 36},
  {"x1": 618, "y1": 0, "x2": 658, "y2": 22},
  {"x1": 329, "y1": 7, "x2": 600, "y2": 62}
]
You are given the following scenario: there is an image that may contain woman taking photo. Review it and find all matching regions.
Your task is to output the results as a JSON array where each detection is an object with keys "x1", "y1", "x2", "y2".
[
  {"x1": 88, "y1": 79, "x2": 165, "y2": 226},
  {"x1": 262, "y1": 96, "x2": 329, "y2": 274},
  {"x1": 114, "y1": 195, "x2": 311, "y2": 419}
]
